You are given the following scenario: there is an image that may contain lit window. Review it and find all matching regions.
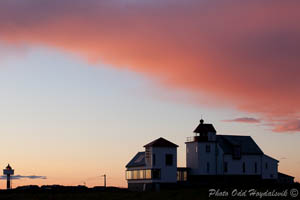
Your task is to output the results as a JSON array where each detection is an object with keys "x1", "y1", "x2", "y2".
[
  {"x1": 126, "y1": 169, "x2": 153, "y2": 180},
  {"x1": 177, "y1": 170, "x2": 188, "y2": 181},
  {"x1": 145, "y1": 169, "x2": 151, "y2": 179},
  {"x1": 125, "y1": 171, "x2": 131, "y2": 180},
  {"x1": 133, "y1": 170, "x2": 138, "y2": 179},
  {"x1": 139, "y1": 170, "x2": 144, "y2": 179}
]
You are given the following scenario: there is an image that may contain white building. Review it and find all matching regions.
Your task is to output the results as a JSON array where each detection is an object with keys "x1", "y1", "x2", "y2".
[
  {"x1": 186, "y1": 119, "x2": 279, "y2": 182},
  {"x1": 125, "y1": 137, "x2": 178, "y2": 191},
  {"x1": 126, "y1": 119, "x2": 293, "y2": 190}
]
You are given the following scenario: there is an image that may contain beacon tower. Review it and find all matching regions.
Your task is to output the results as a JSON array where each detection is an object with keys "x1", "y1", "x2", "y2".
[{"x1": 3, "y1": 164, "x2": 14, "y2": 189}]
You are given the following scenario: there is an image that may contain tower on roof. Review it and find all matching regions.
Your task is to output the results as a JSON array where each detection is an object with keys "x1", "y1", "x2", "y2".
[
  {"x1": 192, "y1": 119, "x2": 217, "y2": 142},
  {"x1": 200, "y1": 119, "x2": 204, "y2": 124}
]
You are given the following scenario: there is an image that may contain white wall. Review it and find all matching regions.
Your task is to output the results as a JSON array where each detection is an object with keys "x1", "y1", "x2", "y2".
[
  {"x1": 216, "y1": 145, "x2": 224, "y2": 175},
  {"x1": 127, "y1": 146, "x2": 177, "y2": 183},
  {"x1": 186, "y1": 142, "x2": 198, "y2": 174},
  {"x1": 187, "y1": 141, "x2": 218, "y2": 175},
  {"x1": 223, "y1": 154, "x2": 262, "y2": 175},
  {"x1": 151, "y1": 147, "x2": 177, "y2": 183},
  {"x1": 262, "y1": 155, "x2": 278, "y2": 179}
]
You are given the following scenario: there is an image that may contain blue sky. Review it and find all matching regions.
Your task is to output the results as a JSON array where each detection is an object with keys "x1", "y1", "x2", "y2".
[{"x1": 0, "y1": 46, "x2": 299, "y2": 187}]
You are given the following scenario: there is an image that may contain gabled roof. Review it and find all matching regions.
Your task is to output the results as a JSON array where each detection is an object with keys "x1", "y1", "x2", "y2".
[
  {"x1": 193, "y1": 119, "x2": 216, "y2": 134},
  {"x1": 278, "y1": 172, "x2": 295, "y2": 179},
  {"x1": 217, "y1": 135, "x2": 263, "y2": 155},
  {"x1": 143, "y1": 137, "x2": 178, "y2": 148},
  {"x1": 263, "y1": 154, "x2": 279, "y2": 162},
  {"x1": 126, "y1": 152, "x2": 145, "y2": 168}
]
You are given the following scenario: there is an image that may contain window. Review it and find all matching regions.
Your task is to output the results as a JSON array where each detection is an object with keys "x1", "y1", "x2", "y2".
[
  {"x1": 133, "y1": 170, "x2": 138, "y2": 179},
  {"x1": 224, "y1": 162, "x2": 228, "y2": 173},
  {"x1": 207, "y1": 162, "x2": 210, "y2": 173},
  {"x1": 255, "y1": 162, "x2": 257, "y2": 173},
  {"x1": 152, "y1": 154, "x2": 156, "y2": 166},
  {"x1": 166, "y1": 154, "x2": 173, "y2": 166},
  {"x1": 233, "y1": 146, "x2": 241, "y2": 159},
  {"x1": 138, "y1": 170, "x2": 144, "y2": 179},
  {"x1": 206, "y1": 144, "x2": 211, "y2": 153},
  {"x1": 145, "y1": 169, "x2": 151, "y2": 179},
  {"x1": 243, "y1": 162, "x2": 246, "y2": 173},
  {"x1": 126, "y1": 169, "x2": 158, "y2": 180},
  {"x1": 196, "y1": 147, "x2": 197, "y2": 152},
  {"x1": 177, "y1": 170, "x2": 187, "y2": 181},
  {"x1": 265, "y1": 163, "x2": 268, "y2": 169},
  {"x1": 184, "y1": 171, "x2": 187, "y2": 181},
  {"x1": 152, "y1": 169, "x2": 161, "y2": 179},
  {"x1": 126, "y1": 171, "x2": 131, "y2": 180}
]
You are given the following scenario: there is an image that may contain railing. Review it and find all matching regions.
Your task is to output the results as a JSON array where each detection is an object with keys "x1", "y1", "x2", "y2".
[
  {"x1": 186, "y1": 135, "x2": 210, "y2": 142},
  {"x1": 186, "y1": 137, "x2": 194, "y2": 142}
]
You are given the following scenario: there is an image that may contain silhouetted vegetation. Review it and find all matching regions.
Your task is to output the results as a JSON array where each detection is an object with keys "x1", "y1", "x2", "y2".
[{"x1": 0, "y1": 183, "x2": 298, "y2": 200}]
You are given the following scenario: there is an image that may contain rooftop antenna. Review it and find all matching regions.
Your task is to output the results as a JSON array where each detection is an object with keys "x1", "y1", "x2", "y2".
[
  {"x1": 3, "y1": 164, "x2": 14, "y2": 189},
  {"x1": 200, "y1": 115, "x2": 204, "y2": 124},
  {"x1": 101, "y1": 174, "x2": 106, "y2": 187}
]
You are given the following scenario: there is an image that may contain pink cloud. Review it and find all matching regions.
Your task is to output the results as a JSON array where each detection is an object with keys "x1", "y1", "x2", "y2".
[
  {"x1": 223, "y1": 117, "x2": 260, "y2": 123},
  {"x1": 0, "y1": 0, "x2": 299, "y2": 132},
  {"x1": 273, "y1": 120, "x2": 300, "y2": 133}
]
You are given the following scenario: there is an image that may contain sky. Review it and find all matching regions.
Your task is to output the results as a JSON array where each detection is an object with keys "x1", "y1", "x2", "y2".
[{"x1": 0, "y1": 0, "x2": 299, "y2": 188}]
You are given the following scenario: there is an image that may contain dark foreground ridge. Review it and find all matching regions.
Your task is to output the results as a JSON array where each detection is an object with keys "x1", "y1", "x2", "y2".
[{"x1": 0, "y1": 183, "x2": 299, "y2": 200}]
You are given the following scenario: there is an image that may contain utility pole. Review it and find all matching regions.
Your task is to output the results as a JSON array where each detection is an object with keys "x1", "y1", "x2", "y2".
[{"x1": 101, "y1": 174, "x2": 106, "y2": 187}]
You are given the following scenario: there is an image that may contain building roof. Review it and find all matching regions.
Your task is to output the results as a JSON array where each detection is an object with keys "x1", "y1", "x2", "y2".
[
  {"x1": 278, "y1": 172, "x2": 295, "y2": 179},
  {"x1": 5, "y1": 164, "x2": 12, "y2": 170},
  {"x1": 143, "y1": 137, "x2": 178, "y2": 148},
  {"x1": 263, "y1": 154, "x2": 279, "y2": 162},
  {"x1": 217, "y1": 135, "x2": 264, "y2": 155},
  {"x1": 193, "y1": 119, "x2": 217, "y2": 134},
  {"x1": 126, "y1": 152, "x2": 145, "y2": 168}
]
